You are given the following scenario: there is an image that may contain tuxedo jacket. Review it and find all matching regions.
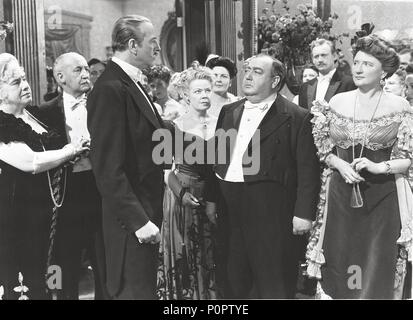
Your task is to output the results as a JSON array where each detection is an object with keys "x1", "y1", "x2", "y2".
[
  {"x1": 205, "y1": 94, "x2": 321, "y2": 221},
  {"x1": 86, "y1": 60, "x2": 165, "y2": 296},
  {"x1": 29, "y1": 94, "x2": 106, "y2": 299},
  {"x1": 28, "y1": 94, "x2": 70, "y2": 147},
  {"x1": 298, "y1": 70, "x2": 356, "y2": 109}
]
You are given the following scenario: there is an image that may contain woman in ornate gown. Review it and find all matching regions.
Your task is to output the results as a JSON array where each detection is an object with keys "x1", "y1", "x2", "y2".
[
  {"x1": 0, "y1": 53, "x2": 88, "y2": 300},
  {"x1": 157, "y1": 66, "x2": 218, "y2": 300},
  {"x1": 306, "y1": 35, "x2": 413, "y2": 299}
]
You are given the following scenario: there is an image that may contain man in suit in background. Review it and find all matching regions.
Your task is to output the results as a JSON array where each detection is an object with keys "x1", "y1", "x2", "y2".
[
  {"x1": 398, "y1": 48, "x2": 413, "y2": 70},
  {"x1": 87, "y1": 15, "x2": 164, "y2": 300},
  {"x1": 298, "y1": 38, "x2": 356, "y2": 110},
  {"x1": 205, "y1": 54, "x2": 321, "y2": 299},
  {"x1": 31, "y1": 52, "x2": 107, "y2": 300}
]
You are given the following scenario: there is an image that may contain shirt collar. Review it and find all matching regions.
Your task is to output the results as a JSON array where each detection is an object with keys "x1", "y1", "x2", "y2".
[
  {"x1": 63, "y1": 91, "x2": 87, "y2": 110},
  {"x1": 318, "y1": 68, "x2": 336, "y2": 81},
  {"x1": 111, "y1": 56, "x2": 144, "y2": 83},
  {"x1": 245, "y1": 93, "x2": 277, "y2": 112}
]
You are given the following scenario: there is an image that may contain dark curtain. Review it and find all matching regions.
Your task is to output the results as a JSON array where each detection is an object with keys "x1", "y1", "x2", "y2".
[{"x1": 45, "y1": 26, "x2": 81, "y2": 66}]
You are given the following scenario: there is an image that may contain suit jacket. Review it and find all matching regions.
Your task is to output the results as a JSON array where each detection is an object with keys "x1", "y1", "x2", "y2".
[
  {"x1": 205, "y1": 94, "x2": 321, "y2": 221},
  {"x1": 86, "y1": 60, "x2": 165, "y2": 296},
  {"x1": 28, "y1": 94, "x2": 70, "y2": 148},
  {"x1": 298, "y1": 69, "x2": 356, "y2": 110}
]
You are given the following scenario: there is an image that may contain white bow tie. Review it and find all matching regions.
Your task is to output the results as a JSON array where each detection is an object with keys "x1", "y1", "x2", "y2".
[
  {"x1": 318, "y1": 74, "x2": 333, "y2": 82},
  {"x1": 71, "y1": 96, "x2": 87, "y2": 109},
  {"x1": 244, "y1": 101, "x2": 269, "y2": 112}
]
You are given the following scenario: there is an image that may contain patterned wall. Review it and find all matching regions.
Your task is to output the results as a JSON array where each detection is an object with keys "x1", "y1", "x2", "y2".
[{"x1": 43, "y1": 0, "x2": 177, "y2": 62}]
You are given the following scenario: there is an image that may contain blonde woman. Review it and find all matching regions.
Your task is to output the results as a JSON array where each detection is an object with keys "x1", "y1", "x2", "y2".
[{"x1": 157, "y1": 66, "x2": 218, "y2": 300}]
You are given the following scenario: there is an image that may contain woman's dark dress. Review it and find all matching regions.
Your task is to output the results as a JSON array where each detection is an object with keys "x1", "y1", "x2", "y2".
[
  {"x1": 307, "y1": 105, "x2": 413, "y2": 299},
  {"x1": 0, "y1": 110, "x2": 61, "y2": 300},
  {"x1": 157, "y1": 129, "x2": 216, "y2": 300}
]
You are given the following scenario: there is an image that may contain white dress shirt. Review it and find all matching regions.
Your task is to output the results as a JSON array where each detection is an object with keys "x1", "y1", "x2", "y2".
[
  {"x1": 111, "y1": 57, "x2": 156, "y2": 116},
  {"x1": 63, "y1": 91, "x2": 92, "y2": 173},
  {"x1": 315, "y1": 68, "x2": 336, "y2": 102},
  {"x1": 222, "y1": 94, "x2": 276, "y2": 182}
]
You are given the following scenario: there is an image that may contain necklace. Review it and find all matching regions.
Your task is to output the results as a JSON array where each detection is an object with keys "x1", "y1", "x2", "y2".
[
  {"x1": 350, "y1": 90, "x2": 383, "y2": 208},
  {"x1": 41, "y1": 143, "x2": 67, "y2": 208},
  {"x1": 200, "y1": 117, "x2": 209, "y2": 128}
]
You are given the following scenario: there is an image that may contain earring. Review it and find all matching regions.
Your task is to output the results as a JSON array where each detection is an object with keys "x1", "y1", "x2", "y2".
[{"x1": 380, "y1": 73, "x2": 388, "y2": 87}]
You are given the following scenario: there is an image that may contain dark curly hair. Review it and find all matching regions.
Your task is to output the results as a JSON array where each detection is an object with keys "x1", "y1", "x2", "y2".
[
  {"x1": 352, "y1": 35, "x2": 400, "y2": 79},
  {"x1": 206, "y1": 56, "x2": 237, "y2": 79},
  {"x1": 405, "y1": 63, "x2": 413, "y2": 75},
  {"x1": 303, "y1": 63, "x2": 318, "y2": 74},
  {"x1": 146, "y1": 65, "x2": 173, "y2": 84}
]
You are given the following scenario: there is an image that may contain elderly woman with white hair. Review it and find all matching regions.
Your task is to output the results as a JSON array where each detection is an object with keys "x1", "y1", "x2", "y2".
[{"x1": 0, "y1": 53, "x2": 88, "y2": 300}]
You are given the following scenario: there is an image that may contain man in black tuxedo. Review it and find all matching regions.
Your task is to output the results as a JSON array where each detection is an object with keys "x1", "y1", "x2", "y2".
[
  {"x1": 298, "y1": 38, "x2": 356, "y2": 109},
  {"x1": 87, "y1": 15, "x2": 164, "y2": 300},
  {"x1": 30, "y1": 52, "x2": 107, "y2": 300},
  {"x1": 205, "y1": 54, "x2": 321, "y2": 299}
]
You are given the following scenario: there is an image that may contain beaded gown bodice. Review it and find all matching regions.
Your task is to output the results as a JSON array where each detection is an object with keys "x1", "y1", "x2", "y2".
[{"x1": 329, "y1": 109, "x2": 405, "y2": 152}]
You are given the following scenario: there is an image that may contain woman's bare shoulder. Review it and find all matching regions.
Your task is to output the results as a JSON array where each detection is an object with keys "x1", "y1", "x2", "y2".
[
  {"x1": 329, "y1": 90, "x2": 357, "y2": 114},
  {"x1": 382, "y1": 92, "x2": 411, "y2": 113}
]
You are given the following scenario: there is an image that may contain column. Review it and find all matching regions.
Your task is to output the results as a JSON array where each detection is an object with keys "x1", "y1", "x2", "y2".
[
  {"x1": 5, "y1": 0, "x2": 47, "y2": 105},
  {"x1": 317, "y1": 0, "x2": 332, "y2": 21},
  {"x1": 218, "y1": 0, "x2": 239, "y2": 94}
]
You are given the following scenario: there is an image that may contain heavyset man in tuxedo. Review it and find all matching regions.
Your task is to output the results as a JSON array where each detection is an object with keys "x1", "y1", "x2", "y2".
[
  {"x1": 206, "y1": 54, "x2": 321, "y2": 298},
  {"x1": 298, "y1": 38, "x2": 356, "y2": 109},
  {"x1": 87, "y1": 15, "x2": 165, "y2": 300}
]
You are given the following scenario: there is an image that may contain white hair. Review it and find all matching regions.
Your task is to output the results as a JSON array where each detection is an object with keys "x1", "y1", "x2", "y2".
[{"x1": 0, "y1": 53, "x2": 20, "y2": 84}]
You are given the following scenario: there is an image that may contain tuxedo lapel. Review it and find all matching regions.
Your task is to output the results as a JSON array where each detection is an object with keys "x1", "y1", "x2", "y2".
[
  {"x1": 124, "y1": 82, "x2": 162, "y2": 129},
  {"x1": 324, "y1": 71, "x2": 341, "y2": 102},
  {"x1": 108, "y1": 60, "x2": 162, "y2": 130},
  {"x1": 217, "y1": 99, "x2": 244, "y2": 133},
  {"x1": 231, "y1": 102, "x2": 245, "y2": 131},
  {"x1": 306, "y1": 80, "x2": 317, "y2": 109},
  {"x1": 214, "y1": 101, "x2": 245, "y2": 175},
  {"x1": 40, "y1": 95, "x2": 69, "y2": 144},
  {"x1": 137, "y1": 81, "x2": 165, "y2": 126},
  {"x1": 257, "y1": 95, "x2": 291, "y2": 142},
  {"x1": 56, "y1": 96, "x2": 70, "y2": 144}
]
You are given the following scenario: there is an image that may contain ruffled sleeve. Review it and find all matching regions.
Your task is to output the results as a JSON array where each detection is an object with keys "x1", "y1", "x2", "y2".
[
  {"x1": 305, "y1": 100, "x2": 335, "y2": 279},
  {"x1": 310, "y1": 100, "x2": 334, "y2": 163},
  {"x1": 391, "y1": 111, "x2": 413, "y2": 186},
  {"x1": 391, "y1": 110, "x2": 413, "y2": 259}
]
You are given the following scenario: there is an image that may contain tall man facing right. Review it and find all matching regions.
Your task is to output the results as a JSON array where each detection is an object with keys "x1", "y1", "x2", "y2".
[
  {"x1": 298, "y1": 38, "x2": 356, "y2": 109},
  {"x1": 87, "y1": 15, "x2": 164, "y2": 300}
]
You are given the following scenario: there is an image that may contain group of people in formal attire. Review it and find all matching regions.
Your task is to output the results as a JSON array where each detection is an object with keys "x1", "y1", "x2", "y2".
[{"x1": 0, "y1": 14, "x2": 412, "y2": 300}]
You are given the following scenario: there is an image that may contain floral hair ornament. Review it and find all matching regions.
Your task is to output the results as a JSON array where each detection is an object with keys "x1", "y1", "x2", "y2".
[
  {"x1": 350, "y1": 22, "x2": 375, "y2": 47},
  {"x1": 0, "y1": 21, "x2": 14, "y2": 41}
]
